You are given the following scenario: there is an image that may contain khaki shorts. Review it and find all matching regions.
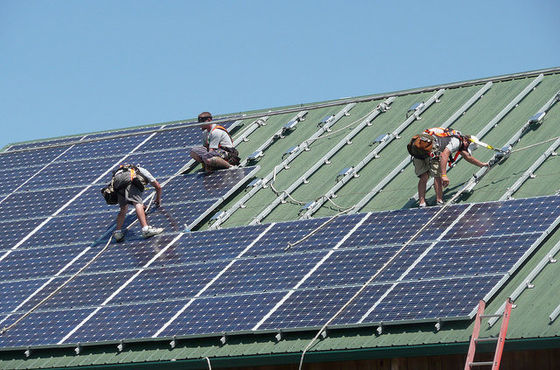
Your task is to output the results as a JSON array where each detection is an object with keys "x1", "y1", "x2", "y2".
[{"x1": 413, "y1": 157, "x2": 442, "y2": 178}]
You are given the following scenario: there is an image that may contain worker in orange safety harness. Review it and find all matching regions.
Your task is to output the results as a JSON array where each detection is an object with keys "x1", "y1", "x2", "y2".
[{"x1": 410, "y1": 127, "x2": 489, "y2": 207}]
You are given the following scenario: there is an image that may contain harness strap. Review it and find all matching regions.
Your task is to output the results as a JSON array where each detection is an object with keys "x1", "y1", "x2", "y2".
[{"x1": 209, "y1": 125, "x2": 233, "y2": 149}]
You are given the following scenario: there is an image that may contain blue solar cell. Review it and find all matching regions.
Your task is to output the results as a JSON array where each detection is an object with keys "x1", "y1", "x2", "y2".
[
  {"x1": 0, "y1": 279, "x2": 51, "y2": 314},
  {"x1": 6, "y1": 136, "x2": 81, "y2": 151},
  {"x1": 58, "y1": 186, "x2": 116, "y2": 216},
  {"x1": 59, "y1": 134, "x2": 152, "y2": 161},
  {"x1": 204, "y1": 251, "x2": 324, "y2": 296},
  {"x1": 447, "y1": 196, "x2": 560, "y2": 239},
  {"x1": 159, "y1": 292, "x2": 284, "y2": 337},
  {"x1": 258, "y1": 286, "x2": 363, "y2": 330},
  {"x1": 0, "y1": 218, "x2": 47, "y2": 252},
  {"x1": 85, "y1": 126, "x2": 158, "y2": 140},
  {"x1": 18, "y1": 271, "x2": 137, "y2": 312},
  {"x1": 111, "y1": 261, "x2": 229, "y2": 305},
  {"x1": 20, "y1": 157, "x2": 122, "y2": 191},
  {"x1": 339, "y1": 208, "x2": 439, "y2": 248},
  {"x1": 20, "y1": 212, "x2": 114, "y2": 249},
  {"x1": 81, "y1": 234, "x2": 181, "y2": 273},
  {"x1": 138, "y1": 127, "x2": 201, "y2": 152},
  {"x1": 0, "y1": 188, "x2": 84, "y2": 221},
  {"x1": 163, "y1": 167, "x2": 257, "y2": 203},
  {"x1": 113, "y1": 201, "x2": 216, "y2": 239},
  {"x1": 98, "y1": 149, "x2": 192, "y2": 184},
  {"x1": 0, "y1": 146, "x2": 67, "y2": 171},
  {"x1": 357, "y1": 275, "x2": 503, "y2": 324},
  {"x1": 65, "y1": 301, "x2": 186, "y2": 344},
  {"x1": 0, "y1": 167, "x2": 42, "y2": 195},
  {"x1": 0, "y1": 243, "x2": 91, "y2": 281},
  {"x1": 300, "y1": 243, "x2": 430, "y2": 289},
  {"x1": 151, "y1": 225, "x2": 268, "y2": 265},
  {"x1": 0, "y1": 308, "x2": 92, "y2": 347},
  {"x1": 407, "y1": 234, "x2": 541, "y2": 280},
  {"x1": 251, "y1": 213, "x2": 365, "y2": 256}
]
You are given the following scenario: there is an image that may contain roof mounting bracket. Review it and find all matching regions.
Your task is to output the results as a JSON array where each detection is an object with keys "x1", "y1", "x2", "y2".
[
  {"x1": 283, "y1": 146, "x2": 298, "y2": 159},
  {"x1": 529, "y1": 111, "x2": 546, "y2": 125},
  {"x1": 170, "y1": 336, "x2": 177, "y2": 349},
  {"x1": 24, "y1": 347, "x2": 31, "y2": 358},
  {"x1": 75, "y1": 343, "x2": 81, "y2": 355},
  {"x1": 275, "y1": 331, "x2": 283, "y2": 342},
  {"x1": 378, "y1": 101, "x2": 391, "y2": 112},
  {"x1": 406, "y1": 102, "x2": 425, "y2": 118},
  {"x1": 220, "y1": 334, "x2": 227, "y2": 345},
  {"x1": 320, "y1": 329, "x2": 328, "y2": 339},
  {"x1": 372, "y1": 133, "x2": 390, "y2": 145},
  {"x1": 492, "y1": 145, "x2": 512, "y2": 165},
  {"x1": 337, "y1": 167, "x2": 358, "y2": 181},
  {"x1": 247, "y1": 178, "x2": 263, "y2": 188},
  {"x1": 318, "y1": 114, "x2": 334, "y2": 127},
  {"x1": 435, "y1": 319, "x2": 442, "y2": 331},
  {"x1": 282, "y1": 119, "x2": 299, "y2": 134},
  {"x1": 210, "y1": 211, "x2": 226, "y2": 223},
  {"x1": 117, "y1": 340, "x2": 124, "y2": 352},
  {"x1": 549, "y1": 255, "x2": 557, "y2": 263},
  {"x1": 247, "y1": 150, "x2": 264, "y2": 163},
  {"x1": 526, "y1": 282, "x2": 535, "y2": 289},
  {"x1": 376, "y1": 324, "x2": 383, "y2": 335},
  {"x1": 300, "y1": 201, "x2": 316, "y2": 214}
]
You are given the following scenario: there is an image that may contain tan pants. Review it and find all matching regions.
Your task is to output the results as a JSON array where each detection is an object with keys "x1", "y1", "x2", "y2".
[{"x1": 413, "y1": 157, "x2": 442, "y2": 178}]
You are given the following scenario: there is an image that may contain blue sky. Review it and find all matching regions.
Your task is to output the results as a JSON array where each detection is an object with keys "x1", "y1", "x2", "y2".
[{"x1": 1, "y1": 0, "x2": 558, "y2": 149}]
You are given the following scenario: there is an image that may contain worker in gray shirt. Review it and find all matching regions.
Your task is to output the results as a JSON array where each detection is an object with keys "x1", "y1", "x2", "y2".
[
  {"x1": 112, "y1": 164, "x2": 164, "y2": 242},
  {"x1": 190, "y1": 112, "x2": 240, "y2": 172}
]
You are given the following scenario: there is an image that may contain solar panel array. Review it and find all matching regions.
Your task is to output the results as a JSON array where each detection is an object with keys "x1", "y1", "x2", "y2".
[
  {"x1": 0, "y1": 122, "x2": 262, "y2": 347},
  {"x1": 1, "y1": 188, "x2": 559, "y2": 347}
]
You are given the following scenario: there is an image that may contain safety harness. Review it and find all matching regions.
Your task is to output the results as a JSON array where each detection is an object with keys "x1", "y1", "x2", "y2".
[
  {"x1": 424, "y1": 127, "x2": 470, "y2": 163},
  {"x1": 207, "y1": 125, "x2": 233, "y2": 149}
]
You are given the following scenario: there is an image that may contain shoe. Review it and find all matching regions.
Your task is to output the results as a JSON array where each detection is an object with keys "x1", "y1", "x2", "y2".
[
  {"x1": 113, "y1": 230, "x2": 125, "y2": 243},
  {"x1": 142, "y1": 225, "x2": 164, "y2": 238},
  {"x1": 436, "y1": 200, "x2": 444, "y2": 205},
  {"x1": 418, "y1": 202, "x2": 427, "y2": 208}
]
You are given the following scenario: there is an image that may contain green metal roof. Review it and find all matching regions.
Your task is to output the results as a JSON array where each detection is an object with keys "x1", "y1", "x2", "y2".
[{"x1": 2, "y1": 67, "x2": 560, "y2": 369}]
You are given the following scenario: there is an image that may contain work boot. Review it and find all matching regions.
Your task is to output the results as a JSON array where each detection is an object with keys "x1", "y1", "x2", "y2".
[
  {"x1": 113, "y1": 230, "x2": 125, "y2": 243},
  {"x1": 142, "y1": 225, "x2": 164, "y2": 238}
]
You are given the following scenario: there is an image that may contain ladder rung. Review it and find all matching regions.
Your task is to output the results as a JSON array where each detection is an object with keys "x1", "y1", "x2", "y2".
[
  {"x1": 470, "y1": 361, "x2": 494, "y2": 366},
  {"x1": 475, "y1": 337, "x2": 498, "y2": 343},
  {"x1": 480, "y1": 314, "x2": 502, "y2": 318}
]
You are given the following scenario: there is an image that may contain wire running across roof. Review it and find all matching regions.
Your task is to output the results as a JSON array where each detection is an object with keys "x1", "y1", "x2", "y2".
[{"x1": 1, "y1": 195, "x2": 559, "y2": 348}]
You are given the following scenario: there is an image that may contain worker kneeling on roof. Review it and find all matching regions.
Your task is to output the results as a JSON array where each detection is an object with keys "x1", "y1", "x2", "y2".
[
  {"x1": 190, "y1": 112, "x2": 240, "y2": 173},
  {"x1": 112, "y1": 164, "x2": 163, "y2": 242},
  {"x1": 407, "y1": 127, "x2": 489, "y2": 207}
]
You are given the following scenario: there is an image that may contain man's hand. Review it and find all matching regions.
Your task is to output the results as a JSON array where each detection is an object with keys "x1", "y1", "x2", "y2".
[{"x1": 441, "y1": 174, "x2": 450, "y2": 187}]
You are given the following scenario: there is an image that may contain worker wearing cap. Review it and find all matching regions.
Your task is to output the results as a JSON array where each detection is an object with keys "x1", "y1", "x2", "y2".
[
  {"x1": 415, "y1": 127, "x2": 489, "y2": 207},
  {"x1": 190, "y1": 112, "x2": 240, "y2": 172}
]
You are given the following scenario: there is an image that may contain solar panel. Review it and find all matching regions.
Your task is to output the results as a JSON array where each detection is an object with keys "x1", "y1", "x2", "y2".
[
  {"x1": 60, "y1": 134, "x2": 152, "y2": 161},
  {"x1": 2, "y1": 148, "x2": 559, "y2": 350},
  {"x1": 6, "y1": 137, "x2": 82, "y2": 151},
  {"x1": 0, "y1": 243, "x2": 91, "y2": 281},
  {"x1": 0, "y1": 146, "x2": 68, "y2": 171},
  {"x1": 0, "y1": 188, "x2": 84, "y2": 220},
  {"x1": 138, "y1": 127, "x2": 201, "y2": 152}
]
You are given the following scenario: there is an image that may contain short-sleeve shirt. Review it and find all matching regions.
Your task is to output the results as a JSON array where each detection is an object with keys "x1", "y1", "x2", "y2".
[
  {"x1": 445, "y1": 137, "x2": 472, "y2": 155},
  {"x1": 136, "y1": 166, "x2": 156, "y2": 184},
  {"x1": 203, "y1": 125, "x2": 234, "y2": 149}
]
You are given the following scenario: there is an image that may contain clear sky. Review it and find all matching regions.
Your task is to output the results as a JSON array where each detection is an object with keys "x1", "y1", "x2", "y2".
[{"x1": 1, "y1": 0, "x2": 558, "y2": 149}]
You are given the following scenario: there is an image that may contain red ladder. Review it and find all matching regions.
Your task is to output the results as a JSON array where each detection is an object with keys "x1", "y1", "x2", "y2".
[{"x1": 464, "y1": 298, "x2": 513, "y2": 370}]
